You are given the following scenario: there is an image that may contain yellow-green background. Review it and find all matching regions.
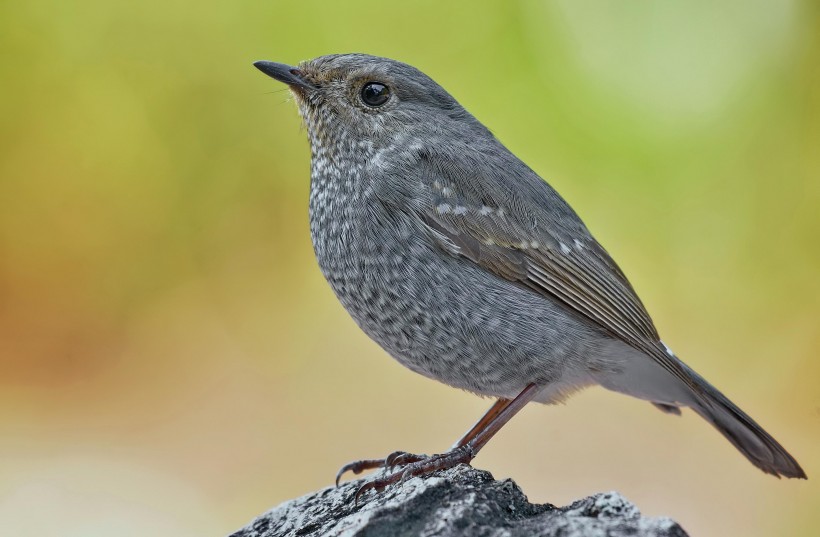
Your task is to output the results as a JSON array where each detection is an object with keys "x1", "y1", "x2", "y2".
[{"x1": 1, "y1": 1, "x2": 817, "y2": 536}]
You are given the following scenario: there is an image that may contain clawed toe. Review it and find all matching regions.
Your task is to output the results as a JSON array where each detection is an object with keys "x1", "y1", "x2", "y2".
[
  {"x1": 350, "y1": 446, "x2": 475, "y2": 504},
  {"x1": 335, "y1": 458, "x2": 384, "y2": 486},
  {"x1": 336, "y1": 451, "x2": 426, "y2": 486},
  {"x1": 385, "y1": 450, "x2": 425, "y2": 468}
]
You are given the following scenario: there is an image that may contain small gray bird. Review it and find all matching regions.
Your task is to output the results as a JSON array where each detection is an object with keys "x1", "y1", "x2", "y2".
[{"x1": 253, "y1": 54, "x2": 805, "y2": 495}]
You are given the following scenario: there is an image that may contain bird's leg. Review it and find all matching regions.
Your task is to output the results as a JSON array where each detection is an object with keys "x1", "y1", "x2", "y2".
[
  {"x1": 450, "y1": 397, "x2": 512, "y2": 449},
  {"x1": 353, "y1": 383, "x2": 541, "y2": 502},
  {"x1": 335, "y1": 398, "x2": 512, "y2": 486}
]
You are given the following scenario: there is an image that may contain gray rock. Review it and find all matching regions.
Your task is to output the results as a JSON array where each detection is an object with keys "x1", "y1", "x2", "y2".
[{"x1": 230, "y1": 465, "x2": 688, "y2": 537}]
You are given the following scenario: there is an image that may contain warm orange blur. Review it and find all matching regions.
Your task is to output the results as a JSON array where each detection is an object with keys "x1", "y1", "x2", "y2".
[{"x1": 0, "y1": 2, "x2": 818, "y2": 536}]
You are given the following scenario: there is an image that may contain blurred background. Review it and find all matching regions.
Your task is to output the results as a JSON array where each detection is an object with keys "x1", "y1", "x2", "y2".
[{"x1": 0, "y1": 1, "x2": 818, "y2": 535}]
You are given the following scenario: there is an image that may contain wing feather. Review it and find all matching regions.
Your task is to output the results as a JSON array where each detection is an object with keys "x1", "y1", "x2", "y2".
[{"x1": 416, "y1": 157, "x2": 707, "y2": 397}]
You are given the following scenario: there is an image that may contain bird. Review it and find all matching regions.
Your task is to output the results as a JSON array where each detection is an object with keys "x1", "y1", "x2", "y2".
[{"x1": 252, "y1": 53, "x2": 806, "y2": 497}]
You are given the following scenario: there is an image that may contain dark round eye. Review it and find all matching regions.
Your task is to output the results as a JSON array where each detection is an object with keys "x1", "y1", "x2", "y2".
[{"x1": 360, "y1": 82, "x2": 391, "y2": 107}]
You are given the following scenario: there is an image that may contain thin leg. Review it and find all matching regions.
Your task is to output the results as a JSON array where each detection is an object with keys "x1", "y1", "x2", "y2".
[
  {"x1": 464, "y1": 384, "x2": 540, "y2": 453},
  {"x1": 353, "y1": 383, "x2": 541, "y2": 502},
  {"x1": 451, "y1": 398, "x2": 511, "y2": 449},
  {"x1": 336, "y1": 397, "x2": 512, "y2": 486}
]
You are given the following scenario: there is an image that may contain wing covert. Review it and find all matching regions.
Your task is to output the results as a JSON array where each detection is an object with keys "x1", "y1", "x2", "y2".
[{"x1": 414, "y1": 155, "x2": 706, "y2": 396}]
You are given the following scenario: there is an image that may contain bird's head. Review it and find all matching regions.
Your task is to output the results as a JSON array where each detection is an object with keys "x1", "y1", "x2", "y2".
[{"x1": 254, "y1": 54, "x2": 483, "y2": 152}]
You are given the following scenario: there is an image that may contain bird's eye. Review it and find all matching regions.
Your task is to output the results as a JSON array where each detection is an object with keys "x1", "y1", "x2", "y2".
[{"x1": 360, "y1": 82, "x2": 391, "y2": 107}]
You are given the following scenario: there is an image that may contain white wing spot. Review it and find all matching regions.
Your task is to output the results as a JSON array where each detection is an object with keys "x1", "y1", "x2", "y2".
[
  {"x1": 479, "y1": 206, "x2": 493, "y2": 216},
  {"x1": 436, "y1": 203, "x2": 452, "y2": 214},
  {"x1": 662, "y1": 342, "x2": 675, "y2": 356},
  {"x1": 530, "y1": 241, "x2": 540, "y2": 249},
  {"x1": 559, "y1": 242, "x2": 571, "y2": 254},
  {"x1": 574, "y1": 239, "x2": 584, "y2": 250},
  {"x1": 453, "y1": 206, "x2": 468, "y2": 215},
  {"x1": 371, "y1": 151, "x2": 387, "y2": 170},
  {"x1": 441, "y1": 187, "x2": 454, "y2": 197}
]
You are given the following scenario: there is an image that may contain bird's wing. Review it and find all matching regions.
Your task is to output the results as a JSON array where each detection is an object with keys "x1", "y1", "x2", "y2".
[{"x1": 415, "y1": 154, "x2": 706, "y2": 396}]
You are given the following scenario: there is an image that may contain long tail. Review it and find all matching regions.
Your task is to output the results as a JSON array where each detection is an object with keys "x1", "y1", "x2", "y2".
[
  {"x1": 682, "y1": 362, "x2": 806, "y2": 479},
  {"x1": 596, "y1": 339, "x2": 805, "y2": 478}
]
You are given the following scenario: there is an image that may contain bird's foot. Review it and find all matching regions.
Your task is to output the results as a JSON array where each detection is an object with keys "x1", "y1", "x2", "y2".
[
  {"x1": 335, "y1": 450, "x2": 426, "y2": 486},
  {"x1": 349, "y1": 445, "x2": 475, "y2": 504}
]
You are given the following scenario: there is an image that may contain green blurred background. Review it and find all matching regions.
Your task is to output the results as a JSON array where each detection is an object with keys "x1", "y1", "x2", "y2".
[{"x1": 0, "y1": 1, "x2": 818, "y2": 535}]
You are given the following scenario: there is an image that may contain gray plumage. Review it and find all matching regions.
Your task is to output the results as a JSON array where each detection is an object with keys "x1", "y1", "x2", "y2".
[{"x1": 255, "y1": 54, "x2": 805, "y2": 479}]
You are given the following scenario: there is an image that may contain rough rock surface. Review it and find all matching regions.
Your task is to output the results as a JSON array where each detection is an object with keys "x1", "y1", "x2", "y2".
[{"x1": 230, "y1": 465, "x2": 688, "y2": 537}]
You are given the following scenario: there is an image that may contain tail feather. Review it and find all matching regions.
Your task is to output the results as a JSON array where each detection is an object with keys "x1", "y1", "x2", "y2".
[
  {"x1": 597, "y1": 339, "x2": 805, "y2": 478},
  {"x1": 683, "y1": 363, "x2": 806, "y2": 479}
]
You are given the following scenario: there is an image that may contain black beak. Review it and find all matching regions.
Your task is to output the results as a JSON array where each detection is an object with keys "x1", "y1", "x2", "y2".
[{"x1": 253, "y1": 60, "x2": 315, "y2": 90}]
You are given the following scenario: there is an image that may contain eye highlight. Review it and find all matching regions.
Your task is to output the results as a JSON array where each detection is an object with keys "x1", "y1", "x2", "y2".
[{"x1": 360, "y1": 82, "x2": 391, "y2": 107}]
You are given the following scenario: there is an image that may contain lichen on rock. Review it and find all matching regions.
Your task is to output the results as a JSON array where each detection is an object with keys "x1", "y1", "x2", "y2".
[{"x1": 230, "y1": 465, "x2": 687, "y2": 537}]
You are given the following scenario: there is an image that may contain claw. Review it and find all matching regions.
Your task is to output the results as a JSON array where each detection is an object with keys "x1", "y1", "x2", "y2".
[
  {"x1": 336, "y1": 451, "x2": 427, "y2": 486},
  {"x1": 399, "y1": 465, "x2": 415, "y2": 484},
  {"x1": 383, "y1": 450, "x2": 405, "y2": 467},
  {"x1": 353, "y1": 479, "x2": 382, "y2": 505},
  {"x1": 348, "y1": 445, "x2": 476, "y2": 503},
  {"x1": 385, "y1": 451, "x2": 425, "y2": 469},
  {"x1": 335, "y1": 458, "x2": 385, "y2": 486}
]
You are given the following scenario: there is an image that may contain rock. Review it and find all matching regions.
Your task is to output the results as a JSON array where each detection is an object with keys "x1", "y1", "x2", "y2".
[{"x1": 229, "y1": 465, "x2": 688, "y2": 537}]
